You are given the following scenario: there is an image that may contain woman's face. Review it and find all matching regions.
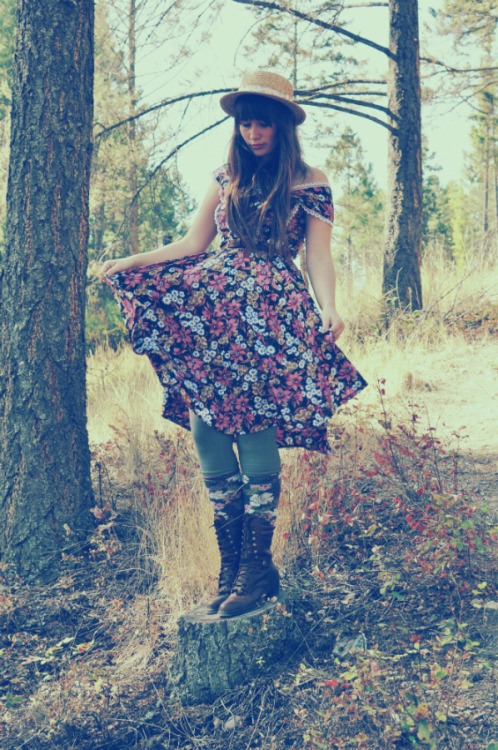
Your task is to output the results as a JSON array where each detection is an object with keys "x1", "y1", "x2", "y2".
[{"x1": 239, "y1": 118, "x2": 278, "y2": 160}]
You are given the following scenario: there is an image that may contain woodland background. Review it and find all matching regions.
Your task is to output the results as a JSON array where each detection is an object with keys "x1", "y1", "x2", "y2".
[{"x1": 0, "y1": 1, "x2": 497, "y2": 748}]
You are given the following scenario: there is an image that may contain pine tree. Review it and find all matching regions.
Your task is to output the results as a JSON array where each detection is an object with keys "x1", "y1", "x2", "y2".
[
  {"x1": 446, "y1": 180, "x2": 470, "y2": 267},
  {"x1": 435, "y1": 0, "x2": 497, "y2": 254},
  {"x1": 0, "y1": 0, "x2": 15, "y2": 120},
  {"x1": 0, "y1": 0, "x2": 94, "y2": 578},
  {"x1": 467, "y1": 86, "x2": 498, "y2": 252},
  {"x1": 86, "y1": 0, "x2": 195, "y2": 349},
  {"x1": 326, "y1": 127, "x2": 384, "y2": 284},
  {"x1": 234, "y1": 0, "x2": 423, "y2": 312},
  {"x1": 422, "y1": 147, "x2": 453, "y2": 257}
]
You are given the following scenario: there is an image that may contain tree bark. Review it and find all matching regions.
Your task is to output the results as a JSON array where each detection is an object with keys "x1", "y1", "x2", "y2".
[
  {"x1": 169, "y1": 595, "x2": 300, "y2": 704},
  {"x1": 382, "y1": 0, "x2": 423, "y2": 311},
  {"x1": 127, "y1": 0, "x2": 139, "y2": 254},
  {"x1": 483, "y1": 120, "x2": 489, "y2": 237},
  {"x1": 0, "y1": 0, "x2": 94, "y2": 578}
]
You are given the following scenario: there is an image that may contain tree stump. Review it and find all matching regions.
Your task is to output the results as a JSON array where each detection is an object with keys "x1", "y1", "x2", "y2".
[{"x1": 169, "y1": 592, "x2": 299, "y2": 704}]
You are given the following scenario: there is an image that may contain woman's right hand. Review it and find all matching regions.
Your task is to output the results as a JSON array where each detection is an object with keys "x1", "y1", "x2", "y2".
[{"x1": 100, "y1": 256, "x2": 137, "y2": 279}]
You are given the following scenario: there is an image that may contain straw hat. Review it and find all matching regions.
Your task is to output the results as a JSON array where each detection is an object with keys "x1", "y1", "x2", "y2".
[{"x1": 220, "y1": 70, "x2": 306, "y2": 125}]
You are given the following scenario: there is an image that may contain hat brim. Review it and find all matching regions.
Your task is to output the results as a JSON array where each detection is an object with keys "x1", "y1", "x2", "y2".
[{"x1": 220, "y1": 90, "x2": 306, "y2": 125}]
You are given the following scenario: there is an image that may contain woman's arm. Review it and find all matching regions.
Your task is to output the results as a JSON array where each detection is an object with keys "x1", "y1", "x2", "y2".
[
  {"x1": 100, "y1": 180, "x2": 220, "y2": 278},
  {"x1": 305, "y1": 212, "x2": 345, "y2": 341}
]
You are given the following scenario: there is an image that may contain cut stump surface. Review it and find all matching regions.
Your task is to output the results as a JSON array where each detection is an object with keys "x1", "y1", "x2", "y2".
[{"x1": 169, "y1": 591, "x2": 299, "y2": 704}]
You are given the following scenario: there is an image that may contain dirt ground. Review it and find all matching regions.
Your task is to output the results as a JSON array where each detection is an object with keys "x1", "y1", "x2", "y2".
[
  {"x1": 0, "y1": 336, "x2": 496, "y2": 750},
  {"x1": 418, "y1": 339, "x2": 498, "y2": 456},
  {"x1": 407, "y1": 339, "x2": 498, "y2": 519}
]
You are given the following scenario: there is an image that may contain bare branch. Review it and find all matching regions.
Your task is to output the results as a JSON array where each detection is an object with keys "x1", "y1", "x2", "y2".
[
  {"x1": 95, "y1": 89, "x2": 232, "y2": 138},
  {"x1": 232, "y1": 0, "x2": 394, "y2": 58},
  {"x1": 95, "y1": 78, "x2": 390, "y2": 140},
  {"x1": 424, "y1": 79, "x2": 498, "y2": 119},
  {"x1": 131, "y1": 117, "x2": 229, "y2": 206},
  {"x1": 449, "y1": 80, "x2": 498, "y2": 113},
  {"x1": 298, "y1": 79, "x2": 387, "y2": 91},
  {"x1": 302, "y1": 91, "x2": 394, "y2": 118},
  {"x1": 334, "y1": 90, "x2": 387, "y2": 97},
  {"x1": 421, "y1": 57, "x2": 498, "y2": 74},
  {"x1": 343, "y1": 3, "x2": 388, "y2": 7},
  {"x1": 305, "y1": 100, "x2": 395, "y2": 133},
  {"x1": 98, "y1": 115, "x2": 229, "y2": 262}
]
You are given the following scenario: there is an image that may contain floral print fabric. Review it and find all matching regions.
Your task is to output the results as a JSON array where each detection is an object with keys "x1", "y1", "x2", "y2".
[
  {"x1": 204, "y1": 472, "x2": 244, "y2": 522},
  {"x1": 242, "y1": 472, "x2": 281, "y2": 528},
  {"x1": 104, "y1": 167, "x2": 367, "y2": 453},
  {"x1": 213, "y1": 167, "x2": 335, "y2": 258}
]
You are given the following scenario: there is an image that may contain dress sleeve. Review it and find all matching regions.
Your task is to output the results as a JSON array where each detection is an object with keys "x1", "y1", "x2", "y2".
[
  {"x1": 212, "y1": 165, "x2": 229, "y2": 189},
  {"x1": 300, "y1": 185, "x2": 334, "y2": 226}
]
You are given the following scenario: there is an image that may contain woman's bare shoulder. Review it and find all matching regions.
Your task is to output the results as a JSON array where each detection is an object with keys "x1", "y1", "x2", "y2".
[{"x1": 305, "y1": 166, "x2": 329, "y2": 184}]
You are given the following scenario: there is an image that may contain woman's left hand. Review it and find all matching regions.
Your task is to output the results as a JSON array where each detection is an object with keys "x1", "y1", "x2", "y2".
[{"x1": 320, "y1": 307, "x2": 344, "y2": 341}]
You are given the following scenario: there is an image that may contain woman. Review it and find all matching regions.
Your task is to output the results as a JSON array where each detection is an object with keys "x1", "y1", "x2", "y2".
[{"x1": 101, "y1": 70, "x2": 367, "y2": 618}]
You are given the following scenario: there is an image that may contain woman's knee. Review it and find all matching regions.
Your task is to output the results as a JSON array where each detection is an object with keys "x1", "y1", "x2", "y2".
[
  {"x1": 189, "y1": 410, "x2": 212, "y2": 449},
  {"x1": 236, "y1": 426, "x2": 281, "y2": 477},
  {"x1": 189, "y1": 410, "x2": 239, "y2": 477}
]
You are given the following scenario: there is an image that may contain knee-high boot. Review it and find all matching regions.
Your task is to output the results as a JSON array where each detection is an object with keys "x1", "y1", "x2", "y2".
[
  {"x1": 218, "y1": 472, "x2": 280, "y2": 618},
  {"x1": 203, "y1": 472, "x2": 244, "y2": 614}
]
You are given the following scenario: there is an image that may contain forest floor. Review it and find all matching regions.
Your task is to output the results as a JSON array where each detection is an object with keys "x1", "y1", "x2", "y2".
[{"x1": 1, "y1": 310, "x2": 497, "y2": 750}]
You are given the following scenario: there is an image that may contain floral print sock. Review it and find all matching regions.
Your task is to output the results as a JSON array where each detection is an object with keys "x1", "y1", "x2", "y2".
[
  {"x1": 242, "y1": 472, "x2": 281, "y2": 528},
  {"x1": 203, "y1": 472, "x2": 244, "y2": 522}
]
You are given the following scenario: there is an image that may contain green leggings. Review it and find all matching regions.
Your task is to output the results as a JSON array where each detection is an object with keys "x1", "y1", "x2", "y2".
[{"x1": 189, "y1": 411, "x2": 281, "y2": 478}]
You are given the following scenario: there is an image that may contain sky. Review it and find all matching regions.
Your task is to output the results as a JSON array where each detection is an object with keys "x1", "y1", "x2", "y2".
[{"x1": 132, "y1": 0, "x2": 478, "y2": 206}]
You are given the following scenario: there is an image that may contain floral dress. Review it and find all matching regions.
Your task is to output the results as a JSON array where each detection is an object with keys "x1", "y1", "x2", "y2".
[{"x1": 104, "y1": 167, "x2": 367, "y2": 453}]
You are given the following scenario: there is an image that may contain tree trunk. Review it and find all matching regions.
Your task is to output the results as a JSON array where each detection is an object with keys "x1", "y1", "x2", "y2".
[
  {"x1": 483, "y1": 121, "x2": 489, "y2": 237},
  {"x1": 127, "y1": 0, "x2": 139, "y2": 254},
  {"x1": 383, "y1": 0, "x2": 423, "y2": 311},
  {"x1": 0, "y1": 0, "x2": 94, "y2": 579},
  {"x1": 494, "y1": 157, "x2": 498, "y2": 229},
  {"x1": 492, "y1": 95, "x2": 498, "y2": 233},
  {"x1": 169, "y1": 595, "x2": 300, "y2": 704}
]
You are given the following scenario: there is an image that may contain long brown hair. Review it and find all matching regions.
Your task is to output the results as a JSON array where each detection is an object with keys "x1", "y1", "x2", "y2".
[{"x1": 225, "y1": 94, "x2": 306, "y2": 260}]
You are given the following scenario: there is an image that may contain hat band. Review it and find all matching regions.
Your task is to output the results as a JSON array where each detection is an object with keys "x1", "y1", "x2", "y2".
[{"x1": 237, "y1": 84, "x2": 295, "y2": 103}]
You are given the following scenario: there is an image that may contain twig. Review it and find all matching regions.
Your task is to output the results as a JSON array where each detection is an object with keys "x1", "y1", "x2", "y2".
[
  {"x1": 130, "y1": 117, "x2": 229, "y2": 207},
  {"x1": 232, "y1": 0, "x2": 394, "y2": 58},
  {"x1": 305, "y1": 91, "x2": 394, "y2": 118},
  {"x1": 304, "y1": 100, "x2": 395, "y2": 132},
  {"x1": 421, "y1": 57, "x2": 498, "y2": 74},
  {"x1": 95, "y1": 89, "x2": 232, "y2": 138}
]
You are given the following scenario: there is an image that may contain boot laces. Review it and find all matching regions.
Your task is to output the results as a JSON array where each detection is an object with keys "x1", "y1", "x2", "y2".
[
  {"x1": 219, "y1": 561, "x2": 238, "y2": 591},
  {"x1": 232, "y1": 561, "x2": 265, "y2": 595}
]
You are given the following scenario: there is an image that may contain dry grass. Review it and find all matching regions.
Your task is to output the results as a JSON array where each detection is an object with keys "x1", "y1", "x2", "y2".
[
  {"x1": 86, "y1": 346, "x2": 166, "y2": 449},
  {"x1": 338, "y1": 253, "x2": 497, "y2": 399},
  {"x1": 1, "y1": 256, "x2": 495, "y2": 749},
  {"x1": 85, "y1": 253, "x2": 497, "y2": 616},
  {"x1": 87, "y1": 252, "x2": 497, "y2": 446}
]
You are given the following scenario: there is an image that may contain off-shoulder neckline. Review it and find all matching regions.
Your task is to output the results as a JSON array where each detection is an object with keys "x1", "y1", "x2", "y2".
[
  {"x1": 291, "y1": 181, "x2": 330, "y2": 191},
  {"x1": 214, "y1": 168, "x2": 330, "y2": 193}
]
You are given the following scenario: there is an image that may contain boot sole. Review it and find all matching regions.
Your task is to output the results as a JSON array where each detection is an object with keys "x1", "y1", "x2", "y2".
[
  {"x1": 218, "y1": 572, "x2": 280, "y2": 619},
  {"x1": 218, "y1": 593, "x2": 278, "y2": 618}
]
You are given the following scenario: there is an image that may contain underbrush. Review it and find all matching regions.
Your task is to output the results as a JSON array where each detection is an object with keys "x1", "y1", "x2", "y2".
[
  {"x1": 276, "y1": 389, "x2": 497, "y2": 748},
  {"x1": 336, "y1": 253, "x2": 498, "y2": 407},
  {"x1": 1, "y1": 258, "x2": 496, "y2": 748},
  {"x1": 1, "y1": 387, "x2": 496, "y2": 749}
]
